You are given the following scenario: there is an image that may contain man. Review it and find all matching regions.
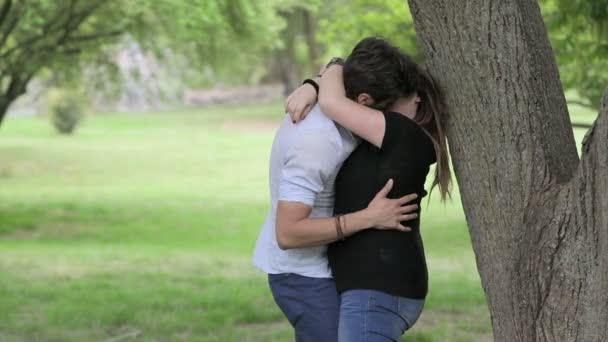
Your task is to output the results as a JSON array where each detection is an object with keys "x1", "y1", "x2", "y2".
[{"x1": 253, "y1": 37, "x2": 418, "y2": 341}]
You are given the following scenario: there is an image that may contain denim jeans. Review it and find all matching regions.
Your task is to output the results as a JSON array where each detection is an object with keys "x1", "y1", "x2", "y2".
[
  {"x1": 338, "y1": 289, "x2": 424, "y2": 342},
  {"x1": 268, "y1": 273, "x2": 340, "y2": 342}
]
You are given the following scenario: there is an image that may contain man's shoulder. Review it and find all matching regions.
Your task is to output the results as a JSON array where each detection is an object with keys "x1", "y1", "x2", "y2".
[
  {"x1": 296, "y1": 105, "x2": 335, "y2": 130},
  {"x1": 275, "y1": 105, "x2": 355, "y2": 156}
]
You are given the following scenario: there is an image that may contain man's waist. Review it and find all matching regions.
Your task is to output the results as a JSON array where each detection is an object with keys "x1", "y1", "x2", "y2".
[{"x1": 254, "y1": 244, "x2": 331, "y2": 277}]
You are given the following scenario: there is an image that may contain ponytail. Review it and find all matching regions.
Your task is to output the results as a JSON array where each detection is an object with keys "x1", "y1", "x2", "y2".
[{"x1": 413, "y1": 68, "x2": 452, "y2": 201}]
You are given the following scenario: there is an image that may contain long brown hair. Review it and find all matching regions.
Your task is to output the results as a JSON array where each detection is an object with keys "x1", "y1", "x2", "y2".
[{"x1": 413, "y1": 68, "x2": 452, "y2": 201}]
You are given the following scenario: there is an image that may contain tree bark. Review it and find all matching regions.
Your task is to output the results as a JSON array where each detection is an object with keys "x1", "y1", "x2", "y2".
[
  {"x1": 407, "y1": 0, "x2": 608, "y2": 341},
  {"x1": 0, "y1": 96, "x2": 10, "y2": 125},
  {"x1": 0, "y1": 73, "x2": 31, "y2": 126}
]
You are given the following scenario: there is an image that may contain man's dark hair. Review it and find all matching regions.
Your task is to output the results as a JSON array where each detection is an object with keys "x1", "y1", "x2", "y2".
[{"x1": 343, "y1": 37, "x2": 418, "y2": 110}]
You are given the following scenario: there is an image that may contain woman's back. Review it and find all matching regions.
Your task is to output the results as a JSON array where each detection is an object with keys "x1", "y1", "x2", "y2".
[{"x1": 328, "y1": 111, "x2": 436, "y2": 299}]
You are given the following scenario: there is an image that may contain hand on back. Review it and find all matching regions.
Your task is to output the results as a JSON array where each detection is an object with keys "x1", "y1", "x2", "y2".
[{"x1": 366, "y1": 179, "x2": 418, "y2": 232}]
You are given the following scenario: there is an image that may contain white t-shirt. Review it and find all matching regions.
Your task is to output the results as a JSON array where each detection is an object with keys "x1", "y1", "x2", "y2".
[{"x1": 253, "y1": 105, "x2": 357, "y2": 278}]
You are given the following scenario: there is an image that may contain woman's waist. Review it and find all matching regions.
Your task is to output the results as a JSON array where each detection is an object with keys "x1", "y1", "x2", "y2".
[
  {"x1": 329, "y1": 248, "x2": 428, "y2": 287},
  {"x1": 329, "y1": 231, "x2": 425, "y2": 265}
]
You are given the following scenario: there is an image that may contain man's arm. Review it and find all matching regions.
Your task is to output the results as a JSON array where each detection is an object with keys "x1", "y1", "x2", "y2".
[
  {"x1": 283, "y1": 62, "x2": 328, "y2": 122},
  {"x1": 275, "y1": 133, "x2": 418, "y2": 250},
  {"x1": 276, "y1": 201, "x2": 372, "y2": 249},
  {"x1": 276, "y1": 180, "x2": 418, "y2": 250}
]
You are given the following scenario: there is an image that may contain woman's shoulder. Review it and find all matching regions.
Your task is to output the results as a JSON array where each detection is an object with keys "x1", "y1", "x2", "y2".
[
  {"x1": 383, "y1": 111, "x2": 436, "y2": 162},
  {"x1": 383, "y1": 111, "x2": 428, "y2": 143}
]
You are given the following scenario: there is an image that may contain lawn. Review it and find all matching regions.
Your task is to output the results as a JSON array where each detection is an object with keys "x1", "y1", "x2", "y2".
[{"x1": 0, "y1": 102, "x2": 596, "y2": 341}]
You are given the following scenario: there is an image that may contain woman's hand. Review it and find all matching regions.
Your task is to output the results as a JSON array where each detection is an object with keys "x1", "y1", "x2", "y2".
[
  {"x1": 285, "y1": 83, "x2": 318, "y2": 124},
  {"x1": 364, "y1": 179, "x2": 419, "y2": 232}
]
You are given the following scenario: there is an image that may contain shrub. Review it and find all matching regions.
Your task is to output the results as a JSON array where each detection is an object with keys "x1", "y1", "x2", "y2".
[{"x1": 48, "y1": 89, "x2": 86, "y2": 134}]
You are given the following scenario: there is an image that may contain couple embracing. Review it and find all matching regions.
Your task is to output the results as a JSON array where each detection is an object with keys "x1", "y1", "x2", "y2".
[{"x1": 253, "y1": 37, "x2": 452, "y2": 341}]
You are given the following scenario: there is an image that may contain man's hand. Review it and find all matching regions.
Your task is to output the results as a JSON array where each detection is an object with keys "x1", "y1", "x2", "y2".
[
  {"x1": 364, "y1": 179, "x2": 419, "y2": 232},
  {"x1": 285, "y1": 82, "x2": 318, "y2": 124}
]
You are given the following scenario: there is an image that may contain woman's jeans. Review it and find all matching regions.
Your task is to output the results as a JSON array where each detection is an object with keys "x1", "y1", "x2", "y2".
[{"x1": 338, "y1": 289, "x2": 424, "y2": 342}]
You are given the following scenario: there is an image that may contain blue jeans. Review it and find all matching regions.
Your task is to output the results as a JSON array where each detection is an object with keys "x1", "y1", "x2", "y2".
[
  {"x1": 338, "y1": 289, "x2": 424, "y2": 342},
  {"x1": 268, "y1": 273, "x2": 340, "y2": 342}
]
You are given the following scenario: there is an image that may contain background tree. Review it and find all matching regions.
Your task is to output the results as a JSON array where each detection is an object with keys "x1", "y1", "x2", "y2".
[
  {"x1": 408, "y1": 0, "x2": 607, "y2": 341},
  {"x1": 268, "y1": 0, "x2": 421, "y2": 94},
  {"x1": 318, "y1": 0, "x2": 420, "y2": 60},
  {"x1": 541, "y1": 0, "x2": 608, "y2": 108},
  {"x1": 266, "y1": 1, "x2": 326, "y2": 95},
  {"x1": 0, "y1": 0, "x2": 282, "y2": 126}
]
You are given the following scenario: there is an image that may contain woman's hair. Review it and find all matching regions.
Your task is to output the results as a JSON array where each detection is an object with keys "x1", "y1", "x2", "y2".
[
  {"x1": 412, "y1": 67, "x2": 453, "y2": 201},
  {"x1": 344, "y1": 37, "x2": 452, "y2": 200},
  {"x1": 343, "y1": 37, "x2": 418, "y2": 111}
]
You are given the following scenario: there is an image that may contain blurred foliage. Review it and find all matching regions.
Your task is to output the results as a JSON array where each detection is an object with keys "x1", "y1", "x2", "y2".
[
  {"x1": 47, "y1": 88, "x2": 86, "y2": 134},
  {"x1": 318, "y1": 0, "x2": 419, "y2": 61},
  {"x1": 0, "y1": 0, "x2": 284, "y2": 122},
  {"x1": 316, "y1": 0, "x2": 607, "y2": 109},
  {"x1": 541, "y1": 0, "x2": 608, "y2": 108},
  {"x1": 1, "y1": 0, "x2": 607, "y2": 121},
  {"x1": 46, "y1": 0, "x2": 284, "y2": 86},
  {"x1": 317, "y1": 0, "x2": 607, "y2": 109},
  {"x1": 267, "y1": 0, "x2": 420, "y2": 91}
]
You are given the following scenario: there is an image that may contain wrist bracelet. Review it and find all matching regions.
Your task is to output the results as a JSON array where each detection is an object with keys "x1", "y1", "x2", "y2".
[
  {"x1": 335, "y1": 215, "x2": 346, "y2": 240},
  {"x1": 302, "y1": 79, "x2": 319, "y2": 96},
  {"x1": 326, "y1": 57, "x2": 344, "y2": 69}
]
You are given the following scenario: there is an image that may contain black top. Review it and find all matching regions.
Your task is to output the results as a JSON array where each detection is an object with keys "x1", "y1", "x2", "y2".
[{"x1": 328, "y1": 111, "x2": 436, "y2": 299}]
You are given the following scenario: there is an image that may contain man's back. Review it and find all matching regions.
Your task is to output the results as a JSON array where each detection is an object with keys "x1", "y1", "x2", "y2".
[{"x1": 253, "y1": 105, "x2": 356, "y2": 277}]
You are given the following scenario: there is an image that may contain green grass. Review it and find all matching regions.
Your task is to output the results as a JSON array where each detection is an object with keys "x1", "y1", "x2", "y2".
[{"x1": 0, "y1": 102, "x2": 597, "y2": 341}]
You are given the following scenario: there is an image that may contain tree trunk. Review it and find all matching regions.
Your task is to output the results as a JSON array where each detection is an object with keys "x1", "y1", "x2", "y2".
[
  {"x1": 302, "y1": 9, "x2": 323, "y2": 76},
  {"x1": 407, "y1": 0, "x2": 608, "y2": 341},
  {"x1": 0, "y1": 74, "x2": 31, "y2": 127},
  {"x1": 275, "y1": 10, "x2": 301, "y2": 96},
  {"x1": 0, "y1": 97, "x2": 10, "y2": 126}
]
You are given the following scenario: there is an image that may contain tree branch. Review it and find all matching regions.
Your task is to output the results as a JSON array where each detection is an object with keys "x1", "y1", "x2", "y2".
[
  {"x1": 581, "y1": 89, "x2": 608, "y2": 158},
  {"x1": 563, "y1": 87, "x2": 608, "y2": 339},
  {"x1": 0, "y1": 70, "x2": 34, "y2": 125},
  {"x1": 0, "y1": 0, "x2": 12, "y2": 27},
  {"x1": 567, "y1": 99, "x2": 595, "y2": 111},
  {"x1": 0, "y1": 1, "x2": 77, "y2": 59},
  {"x1": 66, "y1": 30, "x2": 123, "y2": 44},
  {"x1": 66, "y1": 0, "x2": 105, "y2": 31},
  {"x1": 0, "y1": 0, "x2": 19, "y2": 49},
  {"x1": 0, "y1": 0, "x2": 106, "y2": 60},
  {"x1": 5, "y1": 72, "x2": 33, "y2": 99},
  {"x1": 572, "y1": 122, "x2": 593, "y2": 129}
]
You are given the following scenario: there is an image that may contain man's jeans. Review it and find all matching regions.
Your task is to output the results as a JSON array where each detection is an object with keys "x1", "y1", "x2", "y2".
[
  {"x1": 338, "y1": 289, "x2": 424, "y2": 342},
  {"x1": 268, "y1": 273, "x2": 340, "y2": 342}
]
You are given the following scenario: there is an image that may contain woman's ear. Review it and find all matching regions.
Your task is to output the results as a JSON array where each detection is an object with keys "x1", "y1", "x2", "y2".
[{"x1": 356, "y1": 93, "x2": 376, "y2": 106}]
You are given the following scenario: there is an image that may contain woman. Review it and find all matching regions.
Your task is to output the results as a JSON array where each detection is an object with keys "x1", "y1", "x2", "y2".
[{"x1": 286, "y1": 45, "x2": 451, "y2": 341}]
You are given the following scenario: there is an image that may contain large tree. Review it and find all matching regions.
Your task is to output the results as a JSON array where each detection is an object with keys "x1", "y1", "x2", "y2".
[
  {"x1": 0, "y1": 0, "x2": 281, "y2": 126},
  {"x1": 408, "y1": 0, "x2": 607, "y2": 341}
]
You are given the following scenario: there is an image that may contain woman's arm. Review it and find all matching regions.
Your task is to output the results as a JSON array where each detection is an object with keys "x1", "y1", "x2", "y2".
[
  {"x1": 285, "y1": 61, "x2": 329, "y2": 122},
  {"x1": 285, "y1": 77, "x2": 319, "y2": 123},
  {"x1": 276, "y1": 179, "x2": 418, "y2": 250},
  {"x1": 318, "y1": 65, "x2": 386, "y2": 148}
]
